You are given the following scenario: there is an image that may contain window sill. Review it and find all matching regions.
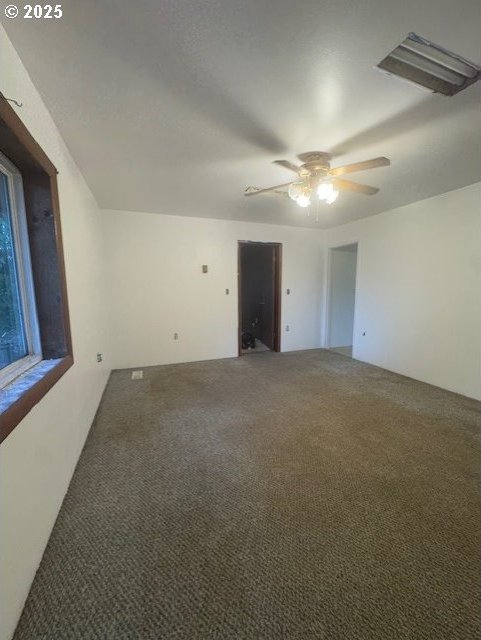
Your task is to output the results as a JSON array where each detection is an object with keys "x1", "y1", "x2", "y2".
[{"x1": 0, "y1": 355, "x2": 73, "y2": 443}]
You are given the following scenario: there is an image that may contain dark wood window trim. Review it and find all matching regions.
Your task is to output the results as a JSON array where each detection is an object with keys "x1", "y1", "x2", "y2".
[
  {"x1": 0, "y1": 94, "x2": 73, "y2": 443},
  {"x1": 1, "y1": 356, "x2": 73, "y2": 442}
]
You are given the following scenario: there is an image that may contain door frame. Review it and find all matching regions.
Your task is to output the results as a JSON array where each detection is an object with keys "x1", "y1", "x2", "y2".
[
  {"x1": 238, "y1": 241, "x2": 282, "y2": 356},
  {"x1": 325, "y1": 241, "x2": 359, "y2": 350}
]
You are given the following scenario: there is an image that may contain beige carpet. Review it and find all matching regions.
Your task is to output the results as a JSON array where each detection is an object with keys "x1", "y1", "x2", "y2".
[
  {"x1": 330, "y1": 345, "x2": 353, "y2": 357},
  {"x1": 13, "y1": 349, "x2": 480, "y2": 639}
]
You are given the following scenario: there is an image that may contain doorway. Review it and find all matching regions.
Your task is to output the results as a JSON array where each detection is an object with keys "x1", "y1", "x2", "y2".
[
  {"x1": 327, "y1": 243, "x2": 358, "y2": 358},
  {"x1": 238, "y1": 242, "x2": 281, "y2": 355}
]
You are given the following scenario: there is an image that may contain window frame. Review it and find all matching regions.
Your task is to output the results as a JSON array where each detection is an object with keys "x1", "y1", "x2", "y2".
[
  {"x1": 0, "y1": 94, "x2": 74, "y2": 443},
  {"x1": 0, "y1": 150, "x2": 42, "y2": 387}
]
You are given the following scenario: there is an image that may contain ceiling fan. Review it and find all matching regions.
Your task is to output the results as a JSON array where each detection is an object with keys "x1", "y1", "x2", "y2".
[{"x1": 245, "y1": 152, "x2": 390, "y2": 208}]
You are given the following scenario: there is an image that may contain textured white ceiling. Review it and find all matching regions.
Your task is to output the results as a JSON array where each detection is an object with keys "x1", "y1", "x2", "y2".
[{"x1": 2, "y1": 0, "x2": 480, "y2": 228}]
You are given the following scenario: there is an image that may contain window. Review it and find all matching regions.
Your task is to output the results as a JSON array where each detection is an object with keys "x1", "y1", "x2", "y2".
[
  {"x1": 0, "y1": 95, "x2": 73, "y2": 443},
  {"x1": 0, "y1": 152, "x2": 41, "y2": 386}
]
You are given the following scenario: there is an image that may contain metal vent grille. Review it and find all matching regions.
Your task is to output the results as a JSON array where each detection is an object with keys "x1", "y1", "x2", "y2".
[{"x1": 377, "y1": 33, "x2": 481, "y2": 96}]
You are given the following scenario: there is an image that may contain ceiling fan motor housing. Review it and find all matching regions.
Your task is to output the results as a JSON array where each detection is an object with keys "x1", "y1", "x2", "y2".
[{"x1": 298, "y1": 152, "x2": 332, "y2": 179}]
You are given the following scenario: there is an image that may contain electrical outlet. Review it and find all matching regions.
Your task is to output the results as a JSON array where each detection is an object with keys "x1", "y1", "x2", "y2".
[
  {"x1": 131, "y1": 370, "x2": 143, "y2": 380},
  {"x1": 286, "y1": 288, "x2": 290, "y2": 295},
  {"x1": 225, "y1": 288, "x2": 229, "y2": 295},
  {"x1": 174, "y1": 333, "x2": 179, "y2": 340},
  {"x1": 285, "y1": 325, "x2": 290, "y2": 332},
  {"x1": 361, "y1": 329, "x2": 366, "y2": 336},
  {"x1": 96, "y1": 352, "x2": 102, "y2": 363}
]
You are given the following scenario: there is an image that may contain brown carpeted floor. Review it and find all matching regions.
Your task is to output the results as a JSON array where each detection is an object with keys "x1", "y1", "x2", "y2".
[{"x1": 13, "y1": 349, "x2": 481, "y2": 639}]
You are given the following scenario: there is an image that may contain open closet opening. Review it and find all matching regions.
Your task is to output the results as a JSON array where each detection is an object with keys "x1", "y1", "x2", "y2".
[
  {"x1": 327, "y1": 243, "x2": 358, "y2": 358},
  {"x1": 238, "y1": 241, "x2": 281, "y2": 355}
]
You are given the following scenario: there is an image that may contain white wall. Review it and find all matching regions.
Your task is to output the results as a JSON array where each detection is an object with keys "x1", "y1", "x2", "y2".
[
  {"x1": 328, "y1": 245, "x2": 357, "y2": 347},
  {"x1": 102, "y1": 210, "x2": 324, "y2": 369},
  {"x1": 103, "y1": 184, "x2": 481, "y2": 400},
  {"x1": 0, "y1": 26, "x2": 111, "y2": 640},
  {"x1": 323, "y1": 183, "x2": 481, "y2": 399}
]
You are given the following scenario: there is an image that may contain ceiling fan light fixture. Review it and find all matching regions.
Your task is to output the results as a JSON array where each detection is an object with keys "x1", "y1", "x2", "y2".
[
  {"x1": 377, "y1": 33, "x2": 481, "y2": 96},
  {"x1": 244, "y1": 150, "x2": 388, "y2": 208}
]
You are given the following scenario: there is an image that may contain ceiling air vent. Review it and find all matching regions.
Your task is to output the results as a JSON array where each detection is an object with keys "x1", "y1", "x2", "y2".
[{"x1": 377, "y1": 33, "x2": 481, "y2": 96}]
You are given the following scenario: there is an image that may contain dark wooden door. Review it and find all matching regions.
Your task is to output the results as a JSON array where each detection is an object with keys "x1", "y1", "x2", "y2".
[{"x1": 259, "y1": 246, "x2": 275, "y2": 349}]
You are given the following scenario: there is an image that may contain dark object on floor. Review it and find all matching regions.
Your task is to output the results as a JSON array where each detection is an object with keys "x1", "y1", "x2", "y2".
[
  {"x1": 13, "y1": 350, "x2": 481, "y2": 640},
  {"x1": 241, "y1": 331, "x2": 256, "y2": 349}
]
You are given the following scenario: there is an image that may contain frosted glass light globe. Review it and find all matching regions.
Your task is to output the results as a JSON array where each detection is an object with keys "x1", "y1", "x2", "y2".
[
  {"x1": 326, "y1": 189, "x2": 339, "y2": 204},
  {"x1": 317, "y1": 182, "x2": 332, "y2": 200},
  {"x1": 288, "y1": 181, "x2": 305, "y2": 201},
  {"x1": 317, "y1": 182, "x2": 334, "y2": 200},
  {"x1": 296, "y1": 194, "x2": 311, "y2": 208}
]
